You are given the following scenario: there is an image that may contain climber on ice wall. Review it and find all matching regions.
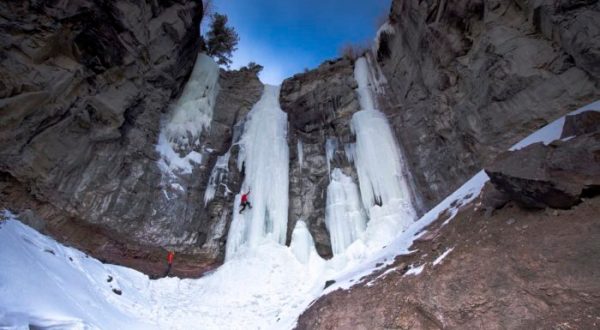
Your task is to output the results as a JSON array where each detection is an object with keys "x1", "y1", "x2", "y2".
[{"x1": 239, "y1": 189, "x2": 252, "y2": 214}]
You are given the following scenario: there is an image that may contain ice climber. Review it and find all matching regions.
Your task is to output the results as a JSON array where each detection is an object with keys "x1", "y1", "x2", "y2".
[
  {"x1": 164, "y1": 250, "x2": 174, "y2": 277},
  {"x1": 239, "y1": 190, "x2": 252, "y2": 214}
]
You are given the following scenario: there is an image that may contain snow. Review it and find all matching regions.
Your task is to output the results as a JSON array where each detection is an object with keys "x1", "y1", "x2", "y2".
[
  {"x1": 0, "y1": 211, "x2": 152, "y2": 329},
  {"x1": 323, "y1": 170, "x2": 489, "y2": 293},
  {"x1": 155, "y1": 131, "x2": 203, "y2": 176},
  {"x1": 164, "y1": 53, "x2": 220, "y2": 149},
  {"x1": 404, "y1": 264, "x2": 425, "y2": 276},
  {"x1": 325, "y1": 169, "x2": 367, "y2": 255},
  {"x1": 0, "y1": 212, "x2": 326, "y2": 330},
  {"x1": 226, "y1": 85, "x2": 290, "y2": 259},
  {"x1": 433, "y1": 247, "x2": 454, "y2": 266}
]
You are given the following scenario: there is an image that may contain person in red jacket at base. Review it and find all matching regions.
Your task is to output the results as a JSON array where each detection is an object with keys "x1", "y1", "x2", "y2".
[
  {"x1": 239, "y1": 189, "x2": 252, "y2": 214},
  {"x1": 164, "y1": 250, "x2": 174, "y2": 277}
]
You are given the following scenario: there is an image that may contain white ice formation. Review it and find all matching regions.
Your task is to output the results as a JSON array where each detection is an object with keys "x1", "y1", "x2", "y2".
[
  {"x1": 348, "y1": 56, "x2": 417, "y2": 249},
  {"x1": 325, "y1": 169, "x2": 367, "y2": 255},
  {"x1": 165, "y1": 53, "x2": 220, "y2": 149},
  {"x1": 325, "y1": 137, "x2": 338, "y2": 177},
  {"x1": 155, "y1": 54, "x2": 220, "y2": 176},
  {"x1": 226, "y1": 85, "x2": 290, "y2": 259},
  {"x1": 297, "y1": 139, "x2": 304, "y2": 167}
]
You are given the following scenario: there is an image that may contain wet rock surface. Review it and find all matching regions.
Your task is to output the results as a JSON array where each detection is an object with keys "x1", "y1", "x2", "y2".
[
  {"x1": 296, "y1": 195, "x2": 600, "y2": 329},
  {"x1": 378, "y1": 0, "x2": 600, "y2": 210}
]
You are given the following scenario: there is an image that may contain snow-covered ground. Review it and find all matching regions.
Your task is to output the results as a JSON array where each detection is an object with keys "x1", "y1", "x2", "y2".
[{"x1": 1, "y1": 47, "x2": 598, "y2": 330}]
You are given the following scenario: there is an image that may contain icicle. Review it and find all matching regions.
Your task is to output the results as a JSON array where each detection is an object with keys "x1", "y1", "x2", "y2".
[
  {"x1": 226, "y1": 85, "x2": 289, "y2": 260},
  {"x1": 344, "y1": 143, "x2": 356, "y2": 163},
  {"x1": 203, "y1": 150, "x2": 231, "y2": 206},
  {"x1": 297, "y1": 139, "x2": 304, "y2": 167},
  {"x1": 325, "y1": 169, "x2": 367, "y2": 255},
  {"x1": 325, "y1": 137, "x2": 338, "y2": 177}
]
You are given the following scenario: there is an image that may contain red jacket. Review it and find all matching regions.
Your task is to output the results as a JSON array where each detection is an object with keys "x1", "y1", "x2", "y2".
[
  {"x1": 167, "y1": 251, "x2": 174, "y2": 264},
  {"x1": 241, "y1": 191, "x2": 250, "y2": 203}
]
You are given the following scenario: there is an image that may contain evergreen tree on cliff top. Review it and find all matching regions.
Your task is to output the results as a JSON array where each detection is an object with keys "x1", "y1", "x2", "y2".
[{"x1": 206, "y1": 13, "x2": 239, "y2": 67}]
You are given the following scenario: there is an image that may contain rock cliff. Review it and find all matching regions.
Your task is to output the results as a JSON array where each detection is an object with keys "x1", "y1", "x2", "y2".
[
  {"x1": 281, "y1": 59, "x2": 360, "y2": 257},
  {"x1": 376, "y1": 0, "x2": 600, "y2": 209}
]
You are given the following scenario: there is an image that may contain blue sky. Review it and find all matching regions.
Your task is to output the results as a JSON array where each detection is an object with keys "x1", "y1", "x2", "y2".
[{"x1": 208, "y1": 0, "x2": 391, "y2": 84}]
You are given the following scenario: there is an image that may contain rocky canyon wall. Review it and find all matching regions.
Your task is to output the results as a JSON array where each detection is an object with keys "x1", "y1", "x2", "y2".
[
  {"x1": 376, "y1": 0, "x2": 600, "y2": 209},
  {"x1": 0, "y1": 0, "x2": 264, "y2": 275},
  {"x1": 1, "y1": 0, "x2": 599, "y2": 274}
]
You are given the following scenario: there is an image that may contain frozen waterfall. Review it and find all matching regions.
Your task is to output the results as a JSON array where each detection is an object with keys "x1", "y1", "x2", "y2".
[
  {"x1": 325, "y1": 169, "x2": 367, "y2": 255},
  {"x1": 155, "y1": 54, "x2": 220, "y2": 176},
  {"x1": 165, "y1": 53, "x2": 220, "y2": 150},
  {"x1": 225, "y1": 85, "x2": 290, "y2": 259},
  {"x1": 349, "y1": 56, "x2": 417, "y2": 248}
]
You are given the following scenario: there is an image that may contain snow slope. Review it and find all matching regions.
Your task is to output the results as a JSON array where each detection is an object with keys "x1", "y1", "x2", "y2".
[{"x1": 0, "y1": 211, "x2": 324, "y2": 330}]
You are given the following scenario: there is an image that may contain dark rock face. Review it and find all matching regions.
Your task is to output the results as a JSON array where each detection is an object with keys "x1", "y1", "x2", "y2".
[
  {"x1": 378, "y1": 0, "x2": 600, "y2": 210},
  {"x1": 280, "y1": 59, "x2": 361, "y2": 257},
  {"x1": 0, "y1": 1, "x2": 265, "y2": 273},
  {"x1": 485, "y1": 133, "x2": 600, "y2": 209}
]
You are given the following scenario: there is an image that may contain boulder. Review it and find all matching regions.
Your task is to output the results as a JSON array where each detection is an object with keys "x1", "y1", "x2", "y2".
[
  {"x1": 480, "y1": 181, "x2": 510, "y2": 213},
  {"x1": 485, "y1": 133, "x2": 600, "y2": 209},
  {"x1": 561, "y1": 110, "x2": 600, "y2": 138}
]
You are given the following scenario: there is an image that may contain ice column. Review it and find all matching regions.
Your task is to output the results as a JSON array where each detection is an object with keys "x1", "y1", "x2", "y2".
[
  {"x1": 290, "y1": 220, "x2": 317, "y2": 264},
  {"x1": 225, "y1": 85, "x2": 290, "y2": 260},
  {"x1": 350, "y1": 56, "x2": 417, "y2": 244},
  {"x1": 325, "y1": 137, "x2": 338, "y2": 177},
  {"x1": 325, "y1": 169, "x2": 367, "y2": 255}
]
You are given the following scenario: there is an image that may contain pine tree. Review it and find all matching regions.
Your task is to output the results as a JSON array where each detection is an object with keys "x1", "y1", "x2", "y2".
[{"x1": 205, "y1": 13, "x2": 239, "y2": 67}]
